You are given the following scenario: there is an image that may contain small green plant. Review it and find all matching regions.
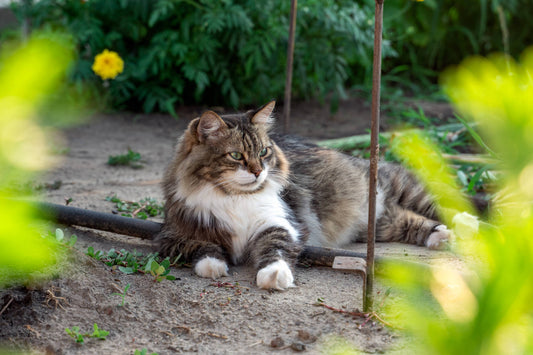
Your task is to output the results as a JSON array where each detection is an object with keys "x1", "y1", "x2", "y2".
[
  {"x1": 86, "y1": 246, "x2": 105, "y2": 260},
  {"x1": 65, "y1": 323, "x2": 109, "y2": 344},
  {"x1": 105, "y1": 195, "x2": 164, "y2": 219},
  {"x1": 86, "y1": 247, "x2": 182, "y2": 281},
  {"x1": 398, "y1": 106, "x2": 432, "y2": 128},
  {"x1": 7, "y1": 179, "x2": 63, "y2": 195},
  {"x1": 134, "y1": 349, "x2": 158, "y2": 355},
  {"x1": 87, "y1": 248, "x2": 146, "y2": 272},
  {"x1": 111, "y1": 283, "x2": 130, "y2": 307},
  {"x1": 65, "y1": 326, "x2": 84, "y2": 343},
  {"x1": 146, "y1": 257, "x2": 176, "y2": 282},
  {"x1": 51, "y1": 228, "x2": 77, "y2": 247},
  {"x1": 456, "y1": 165, "x2": 496, "y2": 196},
  {"x1": 107, "y1": 149, "x2": 142, "y2": 168}
]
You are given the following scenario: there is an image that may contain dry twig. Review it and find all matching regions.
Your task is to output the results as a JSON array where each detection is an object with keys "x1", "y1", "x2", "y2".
[
  {"x1": 44, "y1": 287, "x2": 68, "y2": 310},
  {"x1": 0, "y1": 296, "x2": 14, "y2": 316},
  {"x1": 314, "y1": 301, "x2": 397, "y2": 329},
  {"x1": 25, "y1": 324, "x2": 41, "y2": 337}
]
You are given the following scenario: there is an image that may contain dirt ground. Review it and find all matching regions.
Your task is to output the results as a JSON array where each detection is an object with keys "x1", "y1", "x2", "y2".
[{"x1": 0, "y1": 98, "x2": 462, "y2": 354}]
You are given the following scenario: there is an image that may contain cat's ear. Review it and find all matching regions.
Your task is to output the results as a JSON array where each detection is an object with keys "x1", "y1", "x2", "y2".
[
  {"x1": 251, "y1": 101, "x2": 275, "y2": 126},
  {"x1": 197, "y1": 111, "x2": 228, "y2": 142}
]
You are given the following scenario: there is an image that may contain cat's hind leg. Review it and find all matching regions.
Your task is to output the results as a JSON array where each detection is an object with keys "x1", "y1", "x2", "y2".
[
  {"x1": 247, "y1": 227, "x2": 302, "y2": 290},
  {"x1": 376, "y1": 206, "x2": 451, "y2": 250}
]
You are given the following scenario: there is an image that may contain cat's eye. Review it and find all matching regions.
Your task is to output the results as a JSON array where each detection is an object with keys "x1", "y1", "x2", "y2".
[
  {"x1": 229, "y1": 152, "x2": 243, "y2": 160},
  {"x1": 259, "y1": 148, "x2": 269, "y2": 157}
]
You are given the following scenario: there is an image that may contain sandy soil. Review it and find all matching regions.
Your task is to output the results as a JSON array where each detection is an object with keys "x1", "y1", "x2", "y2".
[{"x1": 0, "y1": 98, "x2": 462, "y2": 354}]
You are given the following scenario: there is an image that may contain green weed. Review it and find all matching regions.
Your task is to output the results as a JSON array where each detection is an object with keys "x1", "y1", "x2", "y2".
[
  {"x1": 105, "y1": 195, "x2": 164, "y2": 219},
  {"x1": 65, "y1": 323, "x2": 109, "y2": 344},
  {"x1": 134, "y1": 349, "x2": 158, "y2": 355},
  {"x1": 456, "y1": 165, "x2": 497, "y2": 196},
  {"x1": 86, "y1": 247, "x2": 182, "y2": 281},
  {"x1": 107, "y1": 149, "x2": 142, "y2": 168},
  {"x1": 86, "y1": 246, "x2": 105, "y2": 260},
  {"x1": 147, "y1": 257, "x2": 176, "y2": 282},
  {"x1": 6, "y1": 180, "x2": 63, "y2": 195},
  {"x1": 51, "y1": 228, "x2": 77, "y2": 248},
  {"x1": 111, "y1": 283, "x2": 130, "y2": 307}
]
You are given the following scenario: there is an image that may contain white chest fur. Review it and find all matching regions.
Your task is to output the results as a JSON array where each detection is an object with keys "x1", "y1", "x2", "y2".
[{"x1": 173, "y1": 181, "x2": 299, "y2": 263}]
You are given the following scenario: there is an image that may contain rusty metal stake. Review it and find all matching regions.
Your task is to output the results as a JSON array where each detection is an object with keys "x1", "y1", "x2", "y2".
[
  {"x1": 365, "y1": 0, "x2": 385, "y2": 312},
  {"x1": 21, "y1": 0, "x2": 32, "y2": 42},
  {"x1": 282, "y1": 0, "x2": 297, "y2": 134}
]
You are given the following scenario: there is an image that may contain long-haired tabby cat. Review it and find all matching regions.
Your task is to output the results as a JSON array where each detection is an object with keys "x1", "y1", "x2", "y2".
[{"x1": 157, "y1": 101, "x2": 451, "y2": 290}]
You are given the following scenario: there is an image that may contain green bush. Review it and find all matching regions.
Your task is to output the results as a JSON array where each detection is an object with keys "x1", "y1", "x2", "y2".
[
  {"x1": 381, "y1": 0, "x2": 533, "y2": 91},
  {"x1": 10, "y1": 0, "x2": 382, "y2": 113},
  {"x1": 9, "y1": 1, "x2": 531, "y2": 113}
]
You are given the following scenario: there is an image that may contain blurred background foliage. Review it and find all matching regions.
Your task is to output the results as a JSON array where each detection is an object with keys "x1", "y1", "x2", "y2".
[{"x1": 3, "y1": 0, "x2": 532, "y2": 113}]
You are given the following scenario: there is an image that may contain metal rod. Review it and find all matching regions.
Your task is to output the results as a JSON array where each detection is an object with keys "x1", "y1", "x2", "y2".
[
  {"x1": 365, "y1": 0, "x2": 385, "y2": 312},
  {"x1": 282, "y1": 0, "x2": 297, "y2": 134},
  {"x1": 21, "y1": 0, "x2": 32, "y2": 42}
]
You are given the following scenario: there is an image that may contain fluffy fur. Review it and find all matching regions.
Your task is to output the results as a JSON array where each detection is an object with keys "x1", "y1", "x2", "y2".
[{"x1": 157, "y1": 101, "x2": 450, "y2": 290}]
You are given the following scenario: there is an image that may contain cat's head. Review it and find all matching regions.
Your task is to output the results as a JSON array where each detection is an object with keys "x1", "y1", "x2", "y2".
[{"x1": 173, "y1": 101, "x2": 289, "y2": 195}]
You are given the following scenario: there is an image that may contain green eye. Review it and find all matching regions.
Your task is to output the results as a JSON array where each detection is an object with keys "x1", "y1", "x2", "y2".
[
  {"x1": 229, "y1": 152, "x2": 243, "y2": 160},
  {"x1": 259, "y1": 148, "x2": 269, "y2": 157}
]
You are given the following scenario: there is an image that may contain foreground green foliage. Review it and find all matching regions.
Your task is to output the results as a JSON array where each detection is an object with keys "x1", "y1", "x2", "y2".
[
  {"x1": 379, "y1": 48, "x2": 533, "y2": 354},
  {"x1": 0, "y1": 34, "x2": 81, "y2": 287}
]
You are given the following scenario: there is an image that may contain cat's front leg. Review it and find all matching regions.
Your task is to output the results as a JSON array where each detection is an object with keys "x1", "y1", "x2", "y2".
[
  {"x1": 426, "y1": 224, "x2": 451, "y2": 250},
  {"x1": 158, "y1": 228, "x2": 230, "y2": 279},
  {"x1": 194, "y1": 256, "x2": 229, "y2": 279},
  {"x1": 256, "y1": 259, "x2": 294, "y2": 290},
  {"x1": 250, "y1": 227, "x2": 302, "y2": 290},
  {"x1": 191, "y1": 243, "x2": 231, "y2": 279}
]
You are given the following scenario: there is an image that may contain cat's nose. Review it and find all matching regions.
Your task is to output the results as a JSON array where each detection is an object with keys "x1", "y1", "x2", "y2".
[{"x1": 252, "y1": 169, "x2": 262, "y2": 178}]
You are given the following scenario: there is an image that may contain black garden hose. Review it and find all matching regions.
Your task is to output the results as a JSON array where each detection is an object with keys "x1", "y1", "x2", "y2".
[{"x1": 34, "y1": 201, "x2": 371, "y2": 267}]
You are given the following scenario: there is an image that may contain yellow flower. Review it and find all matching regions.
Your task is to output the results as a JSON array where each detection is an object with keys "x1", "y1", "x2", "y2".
[{"x1": 92, "y1": 49, "x2": 124, "y2": 80}]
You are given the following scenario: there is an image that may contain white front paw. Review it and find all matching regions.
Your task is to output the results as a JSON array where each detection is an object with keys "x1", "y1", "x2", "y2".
[
  {"x1": 256, "y1": 260, "x2": 294, "y2": 290},
  {"x1": 194, "y1": 257, "x2": 229, "y2": 279},
  {"x1": 426, "y1": 225, "x2": 451, "y2": 250}
]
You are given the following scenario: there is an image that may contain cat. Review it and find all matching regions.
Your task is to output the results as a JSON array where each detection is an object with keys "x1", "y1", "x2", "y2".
[{"x1": 156, "y1": 101, "x2": 451, "y2": 290}]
